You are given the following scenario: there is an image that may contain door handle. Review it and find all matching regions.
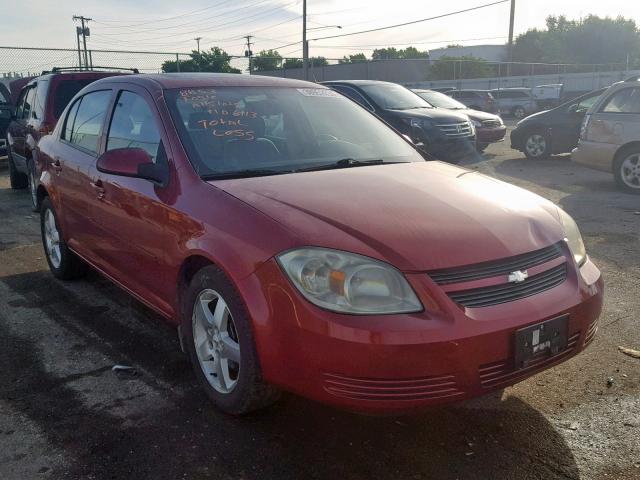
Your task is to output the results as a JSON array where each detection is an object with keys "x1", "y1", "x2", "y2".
[
  {"x1": 52, "y1": 157, "x2": 62, "y2": 173},
  {"x1": 90, "y1": 179, "x2": 105, "y2": 200}
]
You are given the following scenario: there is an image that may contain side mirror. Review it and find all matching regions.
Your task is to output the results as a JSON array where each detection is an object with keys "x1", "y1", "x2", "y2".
[{"x1": 97, "y1": 148, "x2": 167, "y2": 185}]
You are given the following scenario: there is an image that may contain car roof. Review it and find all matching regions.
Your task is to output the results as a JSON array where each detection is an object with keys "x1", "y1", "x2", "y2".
[
  {"x1": 456, "y1": 89, "x2": 491, "y2": 93},
  {"x1": 321, "y1": 80, "x2": 398, "y2": 87},
  {"x1": 92, "y1": 73, "x2": 320, "y2": 90}
]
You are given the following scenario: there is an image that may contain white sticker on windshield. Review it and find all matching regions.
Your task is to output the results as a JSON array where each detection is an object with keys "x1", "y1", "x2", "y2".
[{"x1": 297, "y1": 88, "x2": 341, "y2": 97}]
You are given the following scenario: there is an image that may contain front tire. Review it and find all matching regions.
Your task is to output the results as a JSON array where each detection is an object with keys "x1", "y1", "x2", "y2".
[
  {"x1": 8, "y1": 145, "x2": 28, "y2": 189},
  {"x1": 183, "y1": 265, "x2": 280, "y2": 415},
  {"x1": 523, "y1": 131, "x2": 550, "y2": 160},
  {"x1": 40, "y1": 197, "x2": 88, "y2": 280},
  {"x1": 613, "y1": 147, "x2": 640, "y2": 194}
]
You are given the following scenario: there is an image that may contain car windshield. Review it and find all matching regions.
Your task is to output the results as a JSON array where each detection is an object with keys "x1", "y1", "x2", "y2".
[
  {"x1": 415, "y1": 90, "x2": 466, "y2": 110},
  {"x1": 359, "y1": 84, "x2": 433, "y2": 110},
  {"x1": 165, "y1": 86, "x2": 423, "y2": 179}
]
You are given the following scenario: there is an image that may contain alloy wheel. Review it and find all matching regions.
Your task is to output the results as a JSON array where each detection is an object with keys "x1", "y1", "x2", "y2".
[
  {"x1": 620, "y1": 153, "x2": 640, "y2": 190},
  {"x1": 192, "y1": 289, "x2": 241, "y2": 394},
  {"x1": 525, "y1": 134, "x2": 547, "y2": 158},
  {"x1": 43, "y1": 209, "x2": 61, "y2": 269}
]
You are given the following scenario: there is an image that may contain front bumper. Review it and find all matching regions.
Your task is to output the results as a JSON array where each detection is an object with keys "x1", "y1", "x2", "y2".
[
  {"x1": 571, "y1": 142, "x2": 616, "y2": 173},
  {"x1": 477, "y1": 126, "x2": 507, "y2": 144},
  {"x1": 239, "y1": 256, "x2": 603, "y2": 414}
]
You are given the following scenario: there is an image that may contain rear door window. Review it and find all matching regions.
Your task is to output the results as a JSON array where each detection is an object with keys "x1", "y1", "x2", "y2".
[
  {"x1": 34, "y1": 80, "x2": 49, "y2": 121},
  {"x1": 67, "y1": 90, "x2": 112, "y2": 154},
  {"x1": 22, "y1": 87, "x2": 36, "y2": 121},
  {"x1": 53, "y1": 79, "x2": 95, "y2": 119},
  {"x1": 601, "y1": 87, "x2": 640, "y2": 114},
  {"x1": 107, "y1": 91, "x2": 161, "y2": 161}
]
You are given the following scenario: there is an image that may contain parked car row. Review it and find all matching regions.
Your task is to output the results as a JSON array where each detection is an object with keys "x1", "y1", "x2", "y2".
[{"x1": 21, "y1": 72, "x2": 603, "y2": 415}]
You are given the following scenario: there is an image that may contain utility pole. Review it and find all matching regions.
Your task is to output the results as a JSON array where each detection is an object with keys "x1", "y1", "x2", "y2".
[
  {"x1": 194, "y1": 37, "x2": 202, "y2": 53},
  {"x1": 302, "y1": 0, "x2": 308, "y2": 80},
  {"x1": 507, "y1": 0, "x2": 515, "y2": 75},
  {"x1": 73, "y1": 15, "x2": 92, "y2": 70},
  {"x1": 244, "y1": 35, "x2": 254, "y2": 74},
  {"x1": 75, "y1": 26, "x2": 83, "y2": 69}
]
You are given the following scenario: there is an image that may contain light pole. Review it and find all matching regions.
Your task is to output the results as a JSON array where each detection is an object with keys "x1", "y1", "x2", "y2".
[
  {"x1": 304, "y1": 24, "x2": 341, "y2": 80},
  {"x1": 194, "y1": 37, "x2": 202, "y2": 53}
]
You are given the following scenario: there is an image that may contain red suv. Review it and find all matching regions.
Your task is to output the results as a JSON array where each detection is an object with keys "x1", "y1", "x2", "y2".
[
  {"x1": 6, "y1": 69, "x2": 133, "y2": 209},
  {"x1": 35, "y1": 74, "x2": 603, "y2": 415}
]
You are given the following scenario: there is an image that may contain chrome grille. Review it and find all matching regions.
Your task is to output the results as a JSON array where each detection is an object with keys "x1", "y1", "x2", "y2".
[
  {"x1": 436, "y1": 122, "x2": 473, "y2": 138},
  {"x1": 448, "y1": 263, "x2": 567, "y2": 308},
  {"x1": 428, "y1": 243, "x2": 564, "y2": 285}
]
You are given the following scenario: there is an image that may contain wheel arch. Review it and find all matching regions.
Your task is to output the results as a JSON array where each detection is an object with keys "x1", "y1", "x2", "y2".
[{"x1": 614, "y1": 141, "x2": 640, "y2": 164}]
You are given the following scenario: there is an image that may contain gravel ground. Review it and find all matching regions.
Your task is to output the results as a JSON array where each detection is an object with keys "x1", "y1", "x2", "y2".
[{"x1": 0, "y1": 128, "x2": 639, "y2": 480}]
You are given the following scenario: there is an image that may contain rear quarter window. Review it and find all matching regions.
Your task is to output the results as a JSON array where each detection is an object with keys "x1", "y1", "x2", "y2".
[
  {"x1": 53, "y1": 79, "x2": 96, "y2": 119},
  {"x1": 601, "y1": 87, "x2": 640, "y2": 114}
]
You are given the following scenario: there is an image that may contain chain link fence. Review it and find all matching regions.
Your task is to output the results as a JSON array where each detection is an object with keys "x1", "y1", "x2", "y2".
[
  {"x1": 1, "y1": 46, "x2": 634, "y2": 96},
  {"x1": 0, "y1": 46, "x2": 251, "y2": 80}
]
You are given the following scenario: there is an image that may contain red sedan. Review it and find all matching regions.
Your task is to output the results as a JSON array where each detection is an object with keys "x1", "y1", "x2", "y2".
[{"x1": 35, "y1": 74, "x2": 603, "y2": 415}]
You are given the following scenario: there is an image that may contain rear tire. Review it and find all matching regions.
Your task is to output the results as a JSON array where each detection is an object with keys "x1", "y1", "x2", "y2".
[
  {"x1": 613, "y1": 146, "x2": 640, "y2": 194},
  {"x1": 183, "y1": 265, "x2": 280, "y2": 415},
  {"x1": 40, "y1": 197, "x2": 88, "y2": 280},
  {"x1": 523, "y1": 131, "x2": 550, "y2": 160},
  {"x1": 8, "y1": 145, "x2": 28, "y2": 190}
]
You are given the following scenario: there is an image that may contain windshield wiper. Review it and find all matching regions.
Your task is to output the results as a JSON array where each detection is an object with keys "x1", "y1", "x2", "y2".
[
  {"x1": 295, "y1": 158, "x2": 404, "y2": 173},
  {"x1": 201, "y1": 168, "x2": 291, "y2": 180}
]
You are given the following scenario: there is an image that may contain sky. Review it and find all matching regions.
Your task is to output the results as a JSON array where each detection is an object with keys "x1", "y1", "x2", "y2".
[{"x1": 1, "y1": 0, "x2": 640, "y2": 72}]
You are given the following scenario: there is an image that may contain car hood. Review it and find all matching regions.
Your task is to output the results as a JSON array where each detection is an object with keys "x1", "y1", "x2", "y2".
[
  {"x1": 458, "y1": 109, "x2": 501, "y2": 122},
  {"x1": 386, "y1": 107, "x2": 470, "y2": 123},
  {"x1": 210, "y1": 162, "x2": 564, "y2": 271},
  {"x1": 516, "y1": 109, "x2": 551, "y2": 126}
]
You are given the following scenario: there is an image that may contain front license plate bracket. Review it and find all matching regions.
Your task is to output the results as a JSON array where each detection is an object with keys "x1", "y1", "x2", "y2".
[{"x1": 514, "y1": 315, "x2": 569, "y2": 369}]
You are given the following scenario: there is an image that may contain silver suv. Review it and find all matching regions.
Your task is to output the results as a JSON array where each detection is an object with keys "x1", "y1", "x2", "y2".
[
  {"x1": 572, "y1": 76, "x2": 640, "y2": 194},
  {"x1": 491, "y1": 88, "x2": 537, "y2": 119}
]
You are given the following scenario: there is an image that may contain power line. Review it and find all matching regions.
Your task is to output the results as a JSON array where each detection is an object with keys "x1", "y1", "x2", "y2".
[
  {"x1": 93, "y1": 0, "x2": 275, "y2": 35},
  {"x1": 310, "y1": 0, "x2": 510, "y2": 41}
]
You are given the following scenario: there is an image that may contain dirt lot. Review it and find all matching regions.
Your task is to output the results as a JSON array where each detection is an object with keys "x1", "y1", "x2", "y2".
[{"x1": 0, "y1": 130, "x2": 639, "y2": 480}]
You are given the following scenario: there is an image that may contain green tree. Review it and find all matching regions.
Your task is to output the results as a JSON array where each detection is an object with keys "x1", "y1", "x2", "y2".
[
  {"x1": 427, "y1": 55, "x2": 493, "y2": 80},
  {"x1": 283, "y1": 58, "x2": 302, "y2": 69},
  {"x1": 513, "y1": 15, "x2": 640, "y2": 66},
  {"x1": 339, "y1": 53, "x2": 368, "y2": 64},
  {"x1": 162, "y1": 47, "x2": 240, "y2": 73},
  {"x1": 252, "y1": 49, "x2": 282, "y2": 71},
  {"x1": 400, "y1": 46, "x2": 429, "y2": 59},
  {"x1": 372, "y1": 46, "x2": 428, "y2": 60},
  {"x1": 372, "y1": 47, "x2": 400, "y2": 60}
]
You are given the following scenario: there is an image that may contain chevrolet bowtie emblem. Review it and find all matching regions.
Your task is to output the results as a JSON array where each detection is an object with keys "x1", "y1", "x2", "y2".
[{"x1": 508, "y1": 270, "x2": 529, "y2": 283}]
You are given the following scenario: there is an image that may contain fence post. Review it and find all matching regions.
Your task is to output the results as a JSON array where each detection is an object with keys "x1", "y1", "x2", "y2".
[
  {"x1": 176, "y1": 53, "x2": 180, "y2": 72},
  {"x1": 89, "y1": 50, "x2": 93, "y2": 69}
]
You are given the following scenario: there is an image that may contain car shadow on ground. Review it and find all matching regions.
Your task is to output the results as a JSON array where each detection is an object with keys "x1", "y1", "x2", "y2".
[{"x1": 1, "y1": 269, "x2": 580, "y2": 480}]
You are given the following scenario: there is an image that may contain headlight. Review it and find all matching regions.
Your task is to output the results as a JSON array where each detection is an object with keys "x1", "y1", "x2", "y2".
[
  {"x1": 471, "y1": 119, "x2": 482, "y2": 128},
  {"x1": 557, "y1": 208, "x2": 587, "y2": 266},
  {"x1": 277, "y1": 247, "x2": 423, "y2": 314}
]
